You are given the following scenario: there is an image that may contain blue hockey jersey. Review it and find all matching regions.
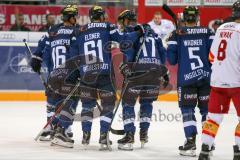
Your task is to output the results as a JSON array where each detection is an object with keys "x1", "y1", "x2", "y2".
[
  {"x1": 167, "y1": 26, "x2": 214, "y2": 86},
  {"x1": 44, "y1": 23, "x2": 79, "y2": 73},
  {"x1": 69, "y1": 22, "x2": 140, "y2": 76},
  {"x1": 33, "y1": 34, "x2": 48, "y2": 58},
  {"x1": 120, "y1": 26, "x2": 166, "y2": 66}
]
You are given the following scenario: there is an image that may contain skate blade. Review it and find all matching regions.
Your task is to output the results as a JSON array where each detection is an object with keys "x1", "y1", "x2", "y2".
[
  {"x1": 118, "y1": 143, "x2": 133, "y2": 151},
  {"x1": 51, "y1": 138, "x2": 73, "y2": 148},
  {"x1": 140, "y1": 140, "x2": 148, "y2": 149},
  {"x1": 209, "y1": 151, "x2": 213, "y2": 157},
  {"x1": 82, "y1": 144, "x2": 89, "y2": 150},
  {"x1": 99, "y1": 144, "x2": 112, "y2": 151},
  {"x1": 39, "y1": 136, "x2": 52, "y2": 142},
  {"x1": 179, "y1": 150, "x2": 196, "y2": 157}
]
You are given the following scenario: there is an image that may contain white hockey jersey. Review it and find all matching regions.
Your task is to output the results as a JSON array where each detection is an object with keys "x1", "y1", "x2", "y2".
[
  {"x1": 209, "y1": 22, "x2": 240, "y2": 88},
  {"x1": 148, "y1": 19, "x2": 175, "y2": 39}
]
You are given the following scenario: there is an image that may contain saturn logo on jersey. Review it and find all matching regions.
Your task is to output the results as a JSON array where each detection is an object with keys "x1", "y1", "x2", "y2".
[
  {"x1": 186, "y1": 28, "x2": 208, "y2": 34},
  {"x1": 57, "y1": 29, "x2": 73, "y2": 35}
]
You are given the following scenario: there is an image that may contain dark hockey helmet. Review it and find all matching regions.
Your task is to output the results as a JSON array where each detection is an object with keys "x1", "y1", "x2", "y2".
[
  {"x1": 118, "y1": 10, "x2": 137, "y2": 23},
  {"x1": 61, "y1": 5, "x2": 78, "y2": 21},
  {"x1": 232, "y1": 0, "x2": 240, "y2": 19},
  {"x1": 183, "y1": 6, "x2": 199, "y2": 23},
  {"x1": 214, "y1": 19, "x2": 223, "y2": 26},
  {"x1": 89, "y1": 5, "x2": 105, "y2": 22}
]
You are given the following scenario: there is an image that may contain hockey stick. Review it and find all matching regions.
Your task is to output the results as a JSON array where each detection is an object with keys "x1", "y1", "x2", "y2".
[
  {"x1": 34, "y1": 80, "x2": 81, "y2": 141},
  {"x1": 106, "y1": 32, "x2": 148, "y2": 149},
  {"x1": 162, "y1": 4, "x2": 178, "y2": 29},
  {"x1": 23, "y1": 39, "x2": 47, "y2": 88}
]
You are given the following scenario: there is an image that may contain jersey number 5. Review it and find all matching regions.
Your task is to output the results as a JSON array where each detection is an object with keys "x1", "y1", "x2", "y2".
[
  {"x1": 188, "y1": 47, "x2": 203, "y2": 70},
  {"x1": 217, "y1": 39, "x2": 227, "y2": 61}
]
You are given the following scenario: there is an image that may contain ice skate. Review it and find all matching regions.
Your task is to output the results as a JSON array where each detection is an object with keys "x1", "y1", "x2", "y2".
[
  {"x1": 39, "y1": 124, "x2": 55, "y2": 142},
  {"x1": 65, "y1": 126, "x2": 73, "y2": 138},
  {"x1": 179, "y1": 136, "x2": 196, "y2": 157},
  {"x1": 198, "y1": 144, "x2": 211, "y2": 160},
  {"x1": 118, "y1": 132, "x2": 134, "y2": 151},
  {"x1": 209, "y1": 145, "x2": 215, "y2": 156},
  {"x1": 82, "y1": 131, "x2": 91, "y2": 149},
  {"x1": 140, "y1": 130, "x2": 148, "y2": 148},
  {"x1": 233, "y1": 145, "x2": 240, "y2": 160},
  {"x1": 51, "y1": 126, "x2": 74, "y2": 148},
  {"x1": 99, "y1": 132, "x2": 112, "y2": 151}
]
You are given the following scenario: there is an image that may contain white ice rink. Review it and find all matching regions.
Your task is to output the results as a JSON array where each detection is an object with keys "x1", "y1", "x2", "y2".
[{"x1": 0, "y1": 101, "x2": 238, "y2": 160}]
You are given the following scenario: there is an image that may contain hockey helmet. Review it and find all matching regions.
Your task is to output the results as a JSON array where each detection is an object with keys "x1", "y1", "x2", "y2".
[
  {"x1": 183, "y1": 6, "x2": 199, "y2": 23},
  {"x1": 232, "y1": 0, "x2": 240, "y2": 19},
  {"x1": 89, "y1": 6, "x2": 105, "y2": 22},
  {"x1": 118, "y1": 10, "x2": 137, "y2": 23},
  {"x1": 61, "y1": 5, "x2": 78, "y2": 21}
]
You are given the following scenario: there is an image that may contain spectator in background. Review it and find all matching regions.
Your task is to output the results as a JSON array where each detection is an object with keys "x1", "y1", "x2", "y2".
[
  {"x1": 10, "y1": 14, "x2": 30, "y2": 31},
  {"x1": 148, "y1": 11, "x2": 175, "y2": 40},
  {"x1": 212, "y1": 19, "x2": 223, "y2": 33},
  {"x1": 39, "y1": 13, "x2": 55, "y2": 31}
]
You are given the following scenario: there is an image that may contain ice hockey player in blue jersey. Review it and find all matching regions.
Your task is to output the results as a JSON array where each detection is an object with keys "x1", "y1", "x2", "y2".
[
  {"x1": 30, "y1": 24, "x2": 54, "y2": 142},
  {"x1": 167, "y1": 6, "x2": 214, "y2": 156},
  {"x1": 30, "y1": 5, "x2": 79, "y2": 146},
  {"x1": 116, "y1": 10, "x2": 168, "y2": 151},
  {"x1": 46, "y1": 5, "x2": 81, "y2": 148},
  {"x1": 68, "y1": 6, "x2": 144, "y2": 150}
]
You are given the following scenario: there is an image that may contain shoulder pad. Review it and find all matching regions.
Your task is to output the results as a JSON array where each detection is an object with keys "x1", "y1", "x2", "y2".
[
  {"x1": 48, "y1": 23, "x2": 63, "y2": 32},
  {"x1": 48, "y1": 23, "x2": 64, "y2": 37},
  {"x1": 207, "y1": 28, "x2": 214, "y2": 35}
]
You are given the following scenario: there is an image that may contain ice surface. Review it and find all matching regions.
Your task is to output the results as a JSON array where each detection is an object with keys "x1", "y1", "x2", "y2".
[{"x1": 0, "y1": 101, "x2": 238, "y2": 160}]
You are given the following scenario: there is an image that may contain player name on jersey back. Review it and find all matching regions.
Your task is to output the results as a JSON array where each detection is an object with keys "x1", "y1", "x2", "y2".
[
  {"x1": 85, "y1": 33, "x2": 100, "y2": 41},
  {"x1": 183, "y1": 39, "x2": 203, "y2": 47},
  {"x1": 51, "y1": 39, "x2": 70, "y2": 47}
]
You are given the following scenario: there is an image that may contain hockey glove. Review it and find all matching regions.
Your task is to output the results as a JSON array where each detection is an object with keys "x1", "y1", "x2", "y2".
[
  {"x1": 65, "y1": 69, "x2": 81, "y2": 85},
  {"x1": 30, "y1": 56, "x2": 42, "y2": 73},
  {"x1": 119, "y1": 63, "x2": 132, "y2": 78},
  {"x1": 134, "y1": 24, "x2": 152, "y2": 36},
  {"x1": 134, "y1": 24, "x2": 145, "y2": 36},
  {"x1": 142, "y1": 24, "x2": 152, "y2": 33},
  {"x1": 160, "y1": 71, "x2": 170, "y2": 88}
]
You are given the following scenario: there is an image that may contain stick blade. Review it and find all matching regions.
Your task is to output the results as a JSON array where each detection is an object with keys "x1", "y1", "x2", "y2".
[{"x1": 110, "y1": 128, "x2": 125, "y2": 135}]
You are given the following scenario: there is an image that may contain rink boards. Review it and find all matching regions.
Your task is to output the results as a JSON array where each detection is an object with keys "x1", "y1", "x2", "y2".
[{"x1": 0, "y1": 31, "x2": 178, "y2": 101}]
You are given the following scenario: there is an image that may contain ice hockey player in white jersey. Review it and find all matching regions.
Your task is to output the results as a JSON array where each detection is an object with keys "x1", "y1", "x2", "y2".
[
  {"x1": 148, "y1": 11, "x2": 175, "y2": 40},
  {"x1": 198, "y1": 1, "x2": 240, "y2": 160}
]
